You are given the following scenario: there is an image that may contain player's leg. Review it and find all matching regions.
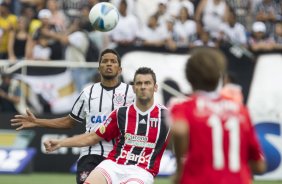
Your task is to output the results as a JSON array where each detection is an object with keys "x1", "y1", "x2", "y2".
[
  {"x1": 120, "y1": 165, "x2": 154, "y2": 184},
  {"x1": 76, "y1": 155, "x2": 105, "y2": 184},
  {"x1": 83, "y1": 169, "x2": 108, "y2": 184}
]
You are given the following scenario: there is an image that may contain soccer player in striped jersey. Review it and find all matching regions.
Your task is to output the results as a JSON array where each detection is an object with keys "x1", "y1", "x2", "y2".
[
  {"x1": 168, "y1": 48, "x2": 266, "y2": 184},
  {"x1": 44, "y1": 67, "x2": 170, "y2": 184},
  {"x1": 10, "y1": 49, "x2": 135, "y2": 184}
]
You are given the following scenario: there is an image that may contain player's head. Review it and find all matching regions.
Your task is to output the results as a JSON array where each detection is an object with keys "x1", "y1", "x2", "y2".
[
  {"x1": 185, "y1": 47, "x2": 226, "y2": 92},
  {"x1": 133, "y1": 67, "x2": 158, "y2": 104},
  {"x1": 99, "y1": 49, "x2": 121, "y2": 66},
  {"x1": 98, "y1": 49, "x2": 122, "y2": 80}
]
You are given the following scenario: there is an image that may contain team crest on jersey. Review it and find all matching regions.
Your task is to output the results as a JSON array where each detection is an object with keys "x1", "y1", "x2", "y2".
[
  {"x1": 80, "y1": 171, "x2": 89, "y2": 181},
  {"x1": 113, "y1": 93, "x2": 125, "y2": 106},
  {"x1": 149, "y1": 118, "x2": 159, "y2": 128},
  {"x1": 99, "y1": 125, "x2": 106, "y2": 134}
]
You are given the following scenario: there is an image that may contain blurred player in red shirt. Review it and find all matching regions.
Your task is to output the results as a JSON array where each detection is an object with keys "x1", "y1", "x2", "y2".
[{"x1": 169, "y1": 48, "x2": 266, "y2": 184}]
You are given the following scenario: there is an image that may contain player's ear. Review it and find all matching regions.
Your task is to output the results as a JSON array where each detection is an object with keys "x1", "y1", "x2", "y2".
[
  {"x1": 154, "y1": 83, "x2": 158, "y2": 92},
  {"x1": 133, "y1": 83, "x2": 137, "y2": 94},
  {"x1": 118, "y1": 67, "x2": 122, "y2": 75}
]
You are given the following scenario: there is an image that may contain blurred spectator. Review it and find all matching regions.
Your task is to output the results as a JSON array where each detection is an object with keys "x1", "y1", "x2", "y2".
[
  {"x1": 0, "y1": 28, "x2": 3, "y2": 43},
  {"x1": 174, "y1": 6, "x2": 196, "y2": 47},
  {"x1": 26, "y1": 9, "x2": 64, "y2": 60},
  {"x1": 273, "y1": 22, "x2": 282, "y2": 49},
  {"x1": 162, "y1": 16, "x2": 178, "y2": 51},
  {"x1": 46, "y1": 0, "x2": 69, "y2": 32},
  {"x1": 218, "y1": 8, "x2": 247, "y2": 47},
  {"x1": 248, "y1": 21, "x2": 276, "y2": 52},
  {"x1": 109, "y1": 0, "x2": 139, "y2": 46},
  {"x1": 154, "y1": 0, "x2": 169, "y2": 27},
  {"x1": 41, "y1": 18, "x2": 93, "y2": 91},
  {"x1": 21, "y1": 5, "x2": 39, "y2": 34},
  {"x1": 0, "y1": 73, "x2": 21, "y2": 113},
  {"x1": 60, "y1": 0, "x2": 89, "y2": 21},
  {"x1": 225, "y1": 0, "x2": 252, "y2": 30},
  {"x1": 195, "y1": 0, "x2": 229, "y2": 38},
  {"x1": 0, "y1": 2, "x2": 17, "y2": 59},
  {"x1": 137, "y1": 14, "x2": 167, "y2": 47},
  {"x1": 111, "y1": 0, "x2": 137, "y2": 16},
  {"x1": 167, "y1": 0, "x2": 195, "y2": 18},
  {"x1": 7, "y1": 16, "x2": 31, "y2": 61},
  {"x1": 254, "y1": 0, "x2": 280, "y2": 35},
  {"x1": 190, "y1": 30, "x2": 217, "y2": 48},
  {"x1": 20, "y1": 0, "x2": 45, "y2": 13},
  {"x1": 89, "y1": 30, "x2": 110, "y2": 52},
  {"x1": 32, "y1": 35, "x2": 52, "y2": 61}
]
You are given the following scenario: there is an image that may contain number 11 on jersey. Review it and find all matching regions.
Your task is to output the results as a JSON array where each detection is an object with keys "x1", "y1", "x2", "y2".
[{"x1": 208, "y1": 115, "x2": 240, "y2": 172}]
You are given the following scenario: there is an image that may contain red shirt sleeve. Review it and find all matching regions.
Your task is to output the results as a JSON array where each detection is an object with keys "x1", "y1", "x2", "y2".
[
  {"x1": 95, "y1": 109, "x2": 120, "y2": 142},
  {"x1": 170, "y1": 102, "x2": 187, "y2": 123}
]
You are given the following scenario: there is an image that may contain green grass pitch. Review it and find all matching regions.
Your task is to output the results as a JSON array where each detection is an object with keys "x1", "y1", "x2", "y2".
[{"x1": 0, "y1": 173, "x2": 281, "y2": 184}]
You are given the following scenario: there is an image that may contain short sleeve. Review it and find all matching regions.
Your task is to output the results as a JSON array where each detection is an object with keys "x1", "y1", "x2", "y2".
[
  {"x1": 169, "y1": 102, "x2": 187, "y2": 123},
  {"x1": 69, "y1": 91, "x2": 87, "y2": 123},
  {"x1": 96, "y1": 109, "x2": 119, "y2": 142}
]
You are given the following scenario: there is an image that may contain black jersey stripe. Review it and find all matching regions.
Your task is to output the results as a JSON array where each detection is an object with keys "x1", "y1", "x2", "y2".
[
  {"x1": 87, "y1": 127, "x2": 92, "y2": 155},
  {"x1": 127, "y1": 113, "x2": 148, "y2": 165},
  {"x1": 71, "y1": 91, "x2": 84, "y2": 111},
  {"x1": 76, "y1": 101, "x2": 84, "y2": 119},
  {"x1": 149, "y1": 109, "x2": 169, "y2": 169},
  {"x1": 99, "y1": 141, "x2": 104, "y2": 156},
  {"x1": 99, "y1": 87, "x2": 104, "y2": 112},
  {"x1": 111, "y1": 88, "x2": 115, "y2": 111},
  {"x1": 123, "y1": 84, "x2": 129, "y2": 106},
  {"x1": 88, "y1": 84, "x2": 95, "y2": 112},
  {"x1": 114, "y1": 106, "x2": 128, "y2": 159}
]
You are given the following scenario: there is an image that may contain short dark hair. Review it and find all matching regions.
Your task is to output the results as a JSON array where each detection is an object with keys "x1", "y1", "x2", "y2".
[
  {"x1": 185, "y1": 47, "x2": 226, "y2": 91},
  {"x1": 98, "y1": 49, "x2": 121, "y2": 66},
  {"x1": 133, "y1": 67, "x2": 156, "y2": 84}
]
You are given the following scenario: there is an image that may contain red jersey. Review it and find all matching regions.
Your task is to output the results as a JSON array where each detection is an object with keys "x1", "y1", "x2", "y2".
[
  {"x1": 95, "y1": 103, "x2": 170, "y2": 176},
  {"x1": 170, "y1": 92, "x2": 264, "y2": 184}
]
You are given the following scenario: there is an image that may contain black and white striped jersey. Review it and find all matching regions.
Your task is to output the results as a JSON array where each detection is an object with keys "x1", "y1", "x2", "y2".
[{"x1": 69, "y1": 82, "x2": 135, "y2": 158}]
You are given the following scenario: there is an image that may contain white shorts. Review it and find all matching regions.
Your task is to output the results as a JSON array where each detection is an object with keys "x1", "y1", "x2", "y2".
[{"x1": 95, "y1": 159, "x2": 154, "y2": 184}]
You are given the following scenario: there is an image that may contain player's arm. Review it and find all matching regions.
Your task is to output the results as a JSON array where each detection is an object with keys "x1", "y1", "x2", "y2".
[
  {"x1": 245, "y1": 108, "x2": 267, "y2": 174},
  {"x1": 11, "y1": 109, "x2": 75, "y2": 130},
  {"x1": 249, "y1": 158, "x2": 267, "y2": 174},
  {"x1": 44, "y1": 131, "x2": 103, "y2": 153},
  {"x1": 171, "y1": 119, "x2": 189, "y2": 184}
]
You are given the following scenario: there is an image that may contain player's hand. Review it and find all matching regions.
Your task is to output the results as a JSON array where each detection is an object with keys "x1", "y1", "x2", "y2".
[
  {"x1": 10, "y1": 109, "x2": 38, "y2": 130},
  {"x1": 44, "y1": 139, "x2": 61, "y2": 153}
]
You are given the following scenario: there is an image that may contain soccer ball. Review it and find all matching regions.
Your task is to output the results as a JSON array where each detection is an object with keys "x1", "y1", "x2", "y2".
[{"x1": 89, "y1": 2, "x2": 119, "y2": 32}]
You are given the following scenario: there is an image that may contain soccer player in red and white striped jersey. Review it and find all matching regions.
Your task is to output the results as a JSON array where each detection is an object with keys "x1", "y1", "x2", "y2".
[
  {"x1": 44, "y1": 67, "x2": 170, "y2": 184},
  {"x1": 169, "y1": 48, "x2": 266, "y2": 184}
]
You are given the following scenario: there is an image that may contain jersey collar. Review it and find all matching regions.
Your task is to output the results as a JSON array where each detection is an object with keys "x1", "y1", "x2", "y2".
[{"x1": 100, "y1": 81, "x2": 121, "y2": 91}]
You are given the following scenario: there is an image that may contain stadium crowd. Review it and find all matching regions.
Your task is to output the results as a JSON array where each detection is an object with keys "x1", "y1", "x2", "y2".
[
  {"x1": 1, "y1": 0, "x2": 282, "y2": 112},
  {"x1": 0, "y1": 0, "x2": 281, "y2": 62}
]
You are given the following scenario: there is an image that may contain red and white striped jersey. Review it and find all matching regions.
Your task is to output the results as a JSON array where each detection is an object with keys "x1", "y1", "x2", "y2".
[{"x1": 95, "y1": 103, "x2": 170, "y2": 176}]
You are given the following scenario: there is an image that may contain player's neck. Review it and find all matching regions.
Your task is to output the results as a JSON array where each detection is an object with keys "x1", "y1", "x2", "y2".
[
  {"x1": 101, "y1": 78, "x2": 119, "y2": 88},
  {"x1": 135, "y1": 99, "x2": 154, "y2": 112}
]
